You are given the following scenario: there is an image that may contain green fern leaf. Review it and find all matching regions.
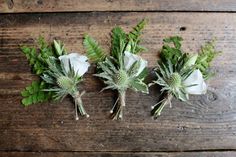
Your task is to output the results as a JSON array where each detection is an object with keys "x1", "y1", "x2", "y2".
[
  {"x1": 128, "y1": 19, "x2": 147, "y2": 54},
  {"x1": 21, "y1": 81, "x2": 52, "y2": 106},
  {"x1": 160, "y1": 36, "x2": 183, "y2": 65},
  {"x1": 83, "y1": 35, "x2": 106, "y2": 63},
  {"x1": 21, "y1": 37, "x2": 58, "y2": 75},
  {"x1": 128, "y1": 19, "x2": 147, "y2": 44},
  {"x1": 196, "y1": 39, "x2": 220, "y2": 79}
]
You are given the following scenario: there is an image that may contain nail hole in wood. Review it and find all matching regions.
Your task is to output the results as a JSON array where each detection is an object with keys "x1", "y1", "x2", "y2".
[{"x1": 180, "y1": 26, "x2": 186, "y2": 31}]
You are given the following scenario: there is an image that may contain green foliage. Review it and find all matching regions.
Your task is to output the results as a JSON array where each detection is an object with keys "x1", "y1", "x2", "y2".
[
  {"x1": 136, "y1": 67, "x2": 149, "y2": 80},
  {"x1": 128, "y1": 19, "x2": 147, "y2": 42},
  {"x1": 109, "y1": 19, "x2": 147, "y2": 65},
  {"x1": 84, "y1": 20, "x2": 148, "y2": 119},
  {"x1": 21, "y1": 37, "x2": 66, "y2": 106},
  {"x1": 128, "y1": 19, "x2": 148, "y2": 54},
  {"x1": 111, "y1": 27, "x2": 127, "y2": 61},
  {"x1": 196, "y1": 39, "x2": 220, "y2": 79},
  {"x1": 152, "y1": 36, "x2": 220, "y2": 118},
  {"x1": 130, "y1": 78, "x2": 149, "y2": 93},
  {"x1": 54, "y1": 40, "x2": 66, "y2": 56},
  {"x1": 160, "y1": 36, "x2": 183, "y2": 65},
  {"x1": 91, "y1": 20, "x2": 149, "y2": 93},
  {"x1": 21, "y1": 46, "x2": 43, "y2": 75},
  {"x1": 42, "y1": 57, "x2": 82, "y2": 100},
  {"x1": 83, "y1": 35, "x2": 106, "y2": 63},
  {"x1": 21, "y1": 81, "x2": 52, "y2": 106},
  {"x1": 21, "y1": 37, "x2": 58, "y2": 75}
]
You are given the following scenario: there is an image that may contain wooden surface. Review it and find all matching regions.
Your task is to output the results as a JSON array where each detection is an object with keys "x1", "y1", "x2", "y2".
[
  {"x1": 1, "y1": 1, "x2": 236, "y2": 157},
  {"x1": 1, "y1": 152, "x2": 236, "y2": 157},
  {"x1": 2, "y1": 0, "x2": 236, "y2": 12}
]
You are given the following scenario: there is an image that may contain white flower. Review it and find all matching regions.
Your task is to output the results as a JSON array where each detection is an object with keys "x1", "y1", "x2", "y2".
[
  {"x1": 124, "y1": 51, "x2": 147, "y2": 76},
  {"x1": 59, "y1": 53, "x2": 90, "y2": 77},
  {"x1": 183, "y1": 69, "x2": 207, "y2": 95}
]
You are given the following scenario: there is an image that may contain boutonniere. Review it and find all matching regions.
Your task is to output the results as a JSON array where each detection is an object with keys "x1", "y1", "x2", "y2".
[
  {"x1": 21, "y1": 37, "x2": 90, "y2": 120},
  {"x1": 83, "y1": 20, "x2": 149, "y2": 120},
  {"x1": 150, "y1": 36, "x2": 221, "y2": 118}
]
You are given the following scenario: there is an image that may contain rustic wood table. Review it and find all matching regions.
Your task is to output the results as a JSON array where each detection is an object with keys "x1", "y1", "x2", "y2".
[{"x1": 1, "y1": 0, "x2": 236, "y2": 156}]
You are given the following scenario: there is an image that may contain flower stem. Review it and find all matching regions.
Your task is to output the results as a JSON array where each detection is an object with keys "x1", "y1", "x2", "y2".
[
  {"x1": 152, "y1": 93, "x2": 173, "y2": 118},
  {"x1": 111, "y1": 90, "x2": 126, "y2": 120},
  {"x1": 73, "y1": 91, "x2": 89, "y2": 120}
]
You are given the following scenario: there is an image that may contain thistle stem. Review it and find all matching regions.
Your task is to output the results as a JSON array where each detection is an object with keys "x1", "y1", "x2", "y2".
[
  {"x1": 73, "y1": 91, "x2": 89, "y2": 120},
  {"x1": 153, "y1": 93, "x2": 173, "y2": 118},
  {"x1": 112, "y1": 90, "x2": 126, "y2": 120}
]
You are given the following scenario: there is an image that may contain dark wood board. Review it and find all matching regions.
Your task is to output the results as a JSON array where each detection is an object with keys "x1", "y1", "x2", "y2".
[
  {"x1": 1, "y1": 151, "x2": 236, "y2": 157},
  {"x1": 0, "y1": 9, "x2": 236, "y2": 157}
]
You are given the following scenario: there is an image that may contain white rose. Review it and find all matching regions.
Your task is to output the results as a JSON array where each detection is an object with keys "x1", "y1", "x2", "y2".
[
  {"x1": 124, "y1": 51, "x2": 147, "y2": 77},
  {"x1": 183, "y1": 69, "x2": 207, "y2": 95},
  {"x1": 59, "y1": 53, "x2": 90, "y2": 77}
]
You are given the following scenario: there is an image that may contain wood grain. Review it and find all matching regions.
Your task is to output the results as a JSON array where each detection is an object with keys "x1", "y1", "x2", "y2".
[
  {"x1": 1, "y1": 151, "x2": 236, "y2": 157},
  {"x1": 0, "y1": 12, "x2": 236, "y2": 154},
  {"x1": 1, "y1": 0, "x2": 236, "y2": 13}
]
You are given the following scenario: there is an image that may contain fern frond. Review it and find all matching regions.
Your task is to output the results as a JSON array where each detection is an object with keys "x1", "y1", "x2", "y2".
[
  {"x1": 196, "y1": 39, "x2": 221, "y2": 79},
  {"x1": 21, "y1": 81, "x2": 52, "y2": 106},
  {"x1": 128, "y1": 19, "x2": 147, "y2": 54},
  {"x1": 128, "y1": 19, "x2": 147, "y2": 43},
  {"x1": 21, "y1": 46, "x2": 46, "y2": 75},
  {"x1": 83, "y1": 35, "x2": 106, "y2": 63},
  {"x1": 160, "y1": 36, "x2": 183, "y2": 65}
]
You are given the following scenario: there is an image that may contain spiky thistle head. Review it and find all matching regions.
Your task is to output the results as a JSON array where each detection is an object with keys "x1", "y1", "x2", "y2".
[
  {"x1": 41, "y1": 53, "x2": 89, "y2": 100},
  {"x1": 114, "y1": 69, "x2": 129, "y2": 91},
  {"x1": 167, "y1": 72, "x2": 182, "y2": 90},
  {"x1": 57, "y1": 76, "x2": 76, "y2": 92},
  {"x1": 153, "y1": 60, "x2": 189, "y2": 101}
]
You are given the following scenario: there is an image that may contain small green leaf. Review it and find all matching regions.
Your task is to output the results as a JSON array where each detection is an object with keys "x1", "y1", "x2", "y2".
[
  {"x1": 21, "y1": 90, "x2": 29, "y2": 97},
  {"x1": 54, "y1": 40, "x2": 65, "y2": 56},
  {"x1": 130, "y1": 79, "x2": 149, "y2": 94},
  {"x1": 21, "y1": 81, "x2": 52, "y2": 106},
  {"x1": 136, "y1": 67, "x2": 148, "y2": 80},
  {"x1": 22, "y1": 97, "x2": 32, "y2": 106}
]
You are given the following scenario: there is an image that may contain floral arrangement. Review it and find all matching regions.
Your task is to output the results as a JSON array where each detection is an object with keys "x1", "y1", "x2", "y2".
[
  {"x1": 150, "y1": 36, "x2": 220, "y2": 118},
  {"x1": 21, "y1": 37, "x2": 90, "y2": 120},
  {"x1": 83, "y1": 20, "x2": 149, "y2": 120},
  {"x1": 20, "y1": 21, "x2": 221, "y2": 121}
]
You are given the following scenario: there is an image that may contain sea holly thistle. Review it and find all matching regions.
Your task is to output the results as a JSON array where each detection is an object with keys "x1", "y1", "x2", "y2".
[
  {"x1": 150, "y1": 36, "x2": 221, "y2": 118},
  {"x1": 21, "y1": 37, "x2": 90, "y2": 120},
  {"x1": 84, "y1": 19, "x2": 149, "y2": 120}
]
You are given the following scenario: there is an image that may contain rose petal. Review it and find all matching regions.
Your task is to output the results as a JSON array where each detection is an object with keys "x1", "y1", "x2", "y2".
[
  {"x1": 183, "y1": 69, "x2": 207, "y2": 95},
  {"x1": 59, "y1": 55, "x2": 70, "y2": 73},
  {"x1": 124, "y1": 51, "x2": 136, "y2": 70},
  {"x1": 124, "y1": 51, "x2": 147, "y2": 76},
  {"x1": 136, "y1": 58, "x2": 147, "y2": 76},
  {"x1": 59, "y1": 53, "x2": 90, "y2": 77}
]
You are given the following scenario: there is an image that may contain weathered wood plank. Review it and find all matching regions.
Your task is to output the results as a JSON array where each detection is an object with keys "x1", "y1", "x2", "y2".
[
  {"x1": 0, "y1": 12, "x2": 236, "y2": 152},
  {"x1": 1, "y1": 0, "x2": 236, "y2": 13},
  {"x1": 1, "y1": 151, "x2": 236, "y2": 157}
]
